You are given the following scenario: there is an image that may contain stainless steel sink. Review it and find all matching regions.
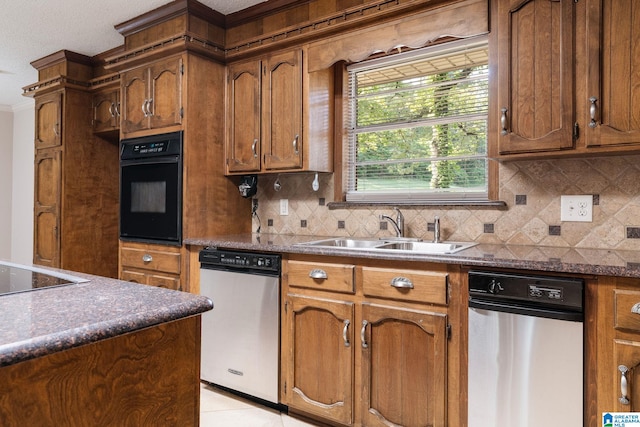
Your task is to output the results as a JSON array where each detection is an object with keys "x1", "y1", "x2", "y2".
[
  {"x1": 297, "y1": 238, "x2": 476, "y2": 254},
  {"x1": 375, "y1": 241, "x2": 477, "y2": 254},
  {"x1": 299, "y1": 238, "x2": 385, "y2": 249}
]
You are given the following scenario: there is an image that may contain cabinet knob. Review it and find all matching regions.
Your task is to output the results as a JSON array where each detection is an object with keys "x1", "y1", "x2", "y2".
[
  {"x1": 500, "y1": 107, "x2": 508, "y2": 135},
  {"x1": 360, "y1": 320, "x2": 369, "y2": 349},
  {"x1": 292, "y1": 135, "x2": 299, "y2": 155},
  {"x1": 619, "y1": 365, "x2": 630, "y2": 405},
  {"x1": 252, "y1": 139, "x2": 258, "y2": 158},
  {"x1": 342, "y1": 319, "x2": 350, "y2": 347},
  {"x1": 142, "y1": 254, "x2": 153, "y2": 263},
  {"x1": 390, "y1": 276, "x2": 414, "y2": 289},
  {"x1": 589, "y1": 96, "x2": 598, "y2": 128},
  {"x1": 309, "y1": 269, "x2": 328, "y2": 280}
]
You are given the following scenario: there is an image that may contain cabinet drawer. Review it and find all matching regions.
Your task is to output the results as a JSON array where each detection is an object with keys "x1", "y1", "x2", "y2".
[
  {"x1": 362, "y1": 267, "x2": 448, "y2": 305},
  {"x1": 615, "y1": 290, "x2": 640, "y2": 332},
  {"x1": 121, "y1": 246, "x2": 181, "y2": 275},
  {"x1": 287, "y1": 260, "x2": 355, "y2": 294}
]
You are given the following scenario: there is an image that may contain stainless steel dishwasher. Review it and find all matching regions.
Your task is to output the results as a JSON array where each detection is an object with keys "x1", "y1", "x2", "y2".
[
  {"x1": 468, "y1": 270, "x2": 584, "y2": 427},
  {"x1": 199, "y1": 248, "x2": 281, "y2": 405}
]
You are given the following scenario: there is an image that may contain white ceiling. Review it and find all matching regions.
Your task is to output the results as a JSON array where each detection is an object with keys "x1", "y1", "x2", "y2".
[{"x1": 0, "y1": 0, "x2": 266, "y2": 109}]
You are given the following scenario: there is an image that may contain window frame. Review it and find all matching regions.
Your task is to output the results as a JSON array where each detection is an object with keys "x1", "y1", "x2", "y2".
[{"x1": 337, "y1": 35, "x2": 497, "y2": 206}]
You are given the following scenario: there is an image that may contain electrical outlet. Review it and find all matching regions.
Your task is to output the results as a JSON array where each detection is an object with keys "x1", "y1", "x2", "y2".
[
  {"x1": 280, "y1": 199, "x2": 289, "y2": 216},
  {"x1": 560, "y1": 195, "x2": 593, "y2": 222}
]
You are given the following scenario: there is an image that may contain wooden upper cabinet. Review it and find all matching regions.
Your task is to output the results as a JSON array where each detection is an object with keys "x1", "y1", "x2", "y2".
[
  {"x1": 225, "y1": 48, "x2": 333, "y2": 175},
  {"x1": 496, "y1": 0, "x2": 575, "y2": 154},
  {"x1": 92, "y1": 88, "x2": 120, "y2": 134},
  {"x1": 226, "y1": 59, "x2": 262, "y2": 173},
  {"x1": 263, "y1": 49, "x2": 303, "y2": 171},
  {"x1": 35, "y1": 92, "x2": 62, "y2": 150},
  {"x1": 121, "y1": 56, "x2": 183, "y2": 135},
  {"x1": 585, "y1": 0, "x2": 640, "y2": 148}
]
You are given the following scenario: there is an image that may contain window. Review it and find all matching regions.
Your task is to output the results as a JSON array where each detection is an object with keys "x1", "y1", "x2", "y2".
[{"x1": 346, "y1": 37, "x2": 489, "y2": 203}]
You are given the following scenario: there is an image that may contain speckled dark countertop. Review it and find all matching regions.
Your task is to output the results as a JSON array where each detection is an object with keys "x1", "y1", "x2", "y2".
[
  {"x1": 185, "y1": 233, "x2": 640, "y2": 279},
  {"x1": 0, "y1": 267, "x2": 212, "y2": 367}
]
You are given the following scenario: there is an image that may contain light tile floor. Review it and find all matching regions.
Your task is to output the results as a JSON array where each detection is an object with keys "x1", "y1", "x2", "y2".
[{"x1": 200, "y1": 383, "x2": 320, "y2": 427}]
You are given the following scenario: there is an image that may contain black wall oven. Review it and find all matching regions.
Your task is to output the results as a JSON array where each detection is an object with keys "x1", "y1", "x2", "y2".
[{"x1": 120, "y1": 131, "x2": 182, "y2": 244}]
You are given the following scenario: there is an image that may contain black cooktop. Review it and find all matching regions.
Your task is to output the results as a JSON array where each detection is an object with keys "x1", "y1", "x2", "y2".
[{"x1": 0, "y1": 263, "x2": 87, "y2": 296}]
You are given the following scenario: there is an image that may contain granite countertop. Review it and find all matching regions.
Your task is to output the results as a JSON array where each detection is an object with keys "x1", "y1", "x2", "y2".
[
  {"x1": 0, "y1": 268, "x2": 212, "y2": 367},
  {"x1": 185, "y1": 233, "x2": 640, "y2": 279}
]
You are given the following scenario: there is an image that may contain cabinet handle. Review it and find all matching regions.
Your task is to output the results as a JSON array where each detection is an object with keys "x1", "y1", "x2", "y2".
[
  {"x1": 142, "y1": 100, "x2": 148, "y2": 117},
  {"x1": 360, "y1": 320, "x2": 369, "y2": 348},
  {"x1": 500, "y1": 107, "x2": 508, "y2": 135},
  {"x1": 142, "y1": 254, "x2": 153, "y2": 263},
  {"x1": 147, "y1": 98, "x2": 153, "y2": 116},
  {"x1": 631, "y1": 303, "x2": 640, "y2": 314},
  {"x1": 109, "y1": 103, "x2": 116, "y2": 118},
  {"x1": 390, "y1": 276, "x2": 414, "y2": 289},
  {"x1": 620, "y1": 365, "x2": 630, "y2": 405},
  {"x1": 342, "y1": 319, "x2": 351, "y2": 347},
  {"x1": 308, "y1": 269, "x2": 328, "y2": 280},
  {"x1": 292, "y1": 135, "x2": 299, "y2": 155},
  {"x1": 115, "y1": 102, "x2": 121, "y2": 117},
  {"x1": 252, "y1": 139, "x2": 258, "y2": 158},
  {"x1": 589, "y1": 97, "x2": 598, "y2": 128},
  {"x1": 53, "y1": 123, "x2": 60, "y2": 137}
]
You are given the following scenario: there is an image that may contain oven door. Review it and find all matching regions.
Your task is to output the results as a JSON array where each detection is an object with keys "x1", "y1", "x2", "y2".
[{"x1": 120, "y1": 156, "x2": 181, "y2": 243}]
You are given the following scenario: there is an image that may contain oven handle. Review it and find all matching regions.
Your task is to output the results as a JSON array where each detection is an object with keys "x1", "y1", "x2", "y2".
[
  {"x1": 120, "y1": 155, "x2": 180, "y2": 166},
  {"x1": 469, "y1": 298, "x2": 584, "y2": 322}
]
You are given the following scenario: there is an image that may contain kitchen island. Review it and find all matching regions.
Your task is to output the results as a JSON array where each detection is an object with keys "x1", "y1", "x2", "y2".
[{"x1": 0, "y1": 263, "x2": 212, "y2": 426}]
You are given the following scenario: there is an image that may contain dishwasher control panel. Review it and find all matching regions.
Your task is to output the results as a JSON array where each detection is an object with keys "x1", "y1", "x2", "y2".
[
  {"x1": 200, "y1": 248, "x2": 281, "y2": 274},
  {"x1": 468, "y1": 270, "x2": 583, "y2": 313}
]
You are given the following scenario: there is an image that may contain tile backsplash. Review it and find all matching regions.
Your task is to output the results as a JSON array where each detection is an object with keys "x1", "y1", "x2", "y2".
[{"x1": 251, "y1": 155, "x2": 640, "y2": 251}]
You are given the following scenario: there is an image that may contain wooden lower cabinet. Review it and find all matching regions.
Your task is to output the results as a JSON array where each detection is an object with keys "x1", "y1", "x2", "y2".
[
  {"x1": 592, "y1": 276, "x2": 640, "y2": 423},
  {"x1": 361, "y1": 303, "x2": 447, "y2": 427},
  {"x1": 119, "y1": 241, "x2": 182, "y2": 291},
  {"x1": 282, "y1": 255, "x2": 457, "y2": 427},
  {"x1": 284, "y1": 295, "x2": 354, "y2": 425}
]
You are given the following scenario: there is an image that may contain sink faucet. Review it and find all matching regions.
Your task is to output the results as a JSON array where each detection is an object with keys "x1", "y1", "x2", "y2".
[
  {"x1": 379, "y1": 207, "x2": 404, "y2": 238},
  {"x1": 433, "y1": 216, "x2": 441, "y2": 243}
]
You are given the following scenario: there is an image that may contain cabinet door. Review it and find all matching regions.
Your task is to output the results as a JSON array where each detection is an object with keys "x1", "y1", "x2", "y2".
[
  {"x1": 34, "y1": 92, "x2": 62, "y2": 150},
  {"x1": 360, "y1": 303, "x2": 447, "y2": 427},
  {"x1": 121, "y1": 67, "x2": 149, "y2": 134},
  {"x1": 284, "y1": 294, "x2": 354, "y2": 425},
  {"x1": 613, "y1": 340, "x2": 640, "y2": 411},
  {"x1": 92, "y1": 89, "x2": 119, "y2": 133},
  {"x1": 226, "y1": 60, "x2": 262, "y2": 173},
  {"x1": 33, "y1": 150, "x2": 61, "y2": 267},
  {"x1": 148, "y1": 57, "x2": 183, "y2": 131},
  {"x1": 263, "y1": 50, "x2": 303, "y2": 170},
  {"x1": 497, "y1": 0, "x2": 575, "y2": 154},
  {"x1": 586, "y1": 0, "x2": 640, "y2": 147}
]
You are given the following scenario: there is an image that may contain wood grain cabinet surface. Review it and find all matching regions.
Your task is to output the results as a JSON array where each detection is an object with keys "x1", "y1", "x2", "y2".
[
  {"x1": 120, "y1": 55, "x2": 183, "y2": 136},
  {"x1": 120, "y1": 241, "x2": 182, "y2": 291},
  {"x1": 32, "y1": 88, "x2": 119, "y2": 278},
  {"x1": 281, "y1": 255, "x2": 458, "y2": 427},
  {"x1": 92, "y1": 87, "x2": 120, "y2": 134},
  {"x1": 225, "y1": 48, "x2": 333, "y2": 174},
  {"x1": 494, "y1": 0, "x2": 640, "y2": 158}
]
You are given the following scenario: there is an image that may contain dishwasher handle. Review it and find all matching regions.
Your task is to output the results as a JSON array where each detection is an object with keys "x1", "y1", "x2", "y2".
[{"x1": 469, "y1": 298, "x2": 584, "y2": 322}]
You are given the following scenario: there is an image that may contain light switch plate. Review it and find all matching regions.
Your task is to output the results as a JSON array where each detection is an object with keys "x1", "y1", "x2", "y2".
[
  {"x1": 560, "y1": 195, "x2": 593, "y2": 222},
  {"x1": 280, "y1": 199, "x2": 289, "y2": 216}
]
